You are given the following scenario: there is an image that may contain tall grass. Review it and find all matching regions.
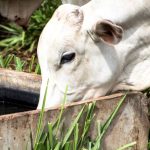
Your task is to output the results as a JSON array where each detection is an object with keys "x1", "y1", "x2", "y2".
[{"x1": 34, "y1": 88, "x2": 136, "y2": 150}]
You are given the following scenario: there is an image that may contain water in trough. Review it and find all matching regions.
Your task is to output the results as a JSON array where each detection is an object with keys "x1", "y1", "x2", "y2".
[
  {"x1": 0, "y1": 100, "x2": 36, "y2": 115},
  {"x1": 0, "y1": 88, "x2": 39, "y2": 115}
]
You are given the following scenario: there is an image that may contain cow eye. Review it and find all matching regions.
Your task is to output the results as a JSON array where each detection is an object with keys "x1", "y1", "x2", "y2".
[{"x1": 60, "y1": 52, "x2": 76, "y2": 65}]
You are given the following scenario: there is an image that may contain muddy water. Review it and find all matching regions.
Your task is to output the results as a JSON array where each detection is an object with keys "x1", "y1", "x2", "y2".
[{"x1": 0, "y1": 100, "x2": 36, "y2": 115}]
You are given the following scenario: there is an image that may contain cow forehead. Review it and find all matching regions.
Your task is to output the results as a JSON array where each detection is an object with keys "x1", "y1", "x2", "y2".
[
  {"x1": 49, "y1": 19, "x2": 79, "y2": 47},
  {"x1": 39, "y1": 20, "x2": 80, "y2": 65},
  {"x1": 38, "y1": 4, "x2": 85, "y2": 66},
  {"x1": 40, "y1": 5, "x2": 83, "y2": 45},
  {"x1": 53, "y1": 4, "x2": 84, "y2": 28},
  {"x1": 54, "y1": 4, "x2": 80, "y2": 20}
]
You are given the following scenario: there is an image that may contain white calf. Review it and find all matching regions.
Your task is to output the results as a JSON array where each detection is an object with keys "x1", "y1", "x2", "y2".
[{"x1": 37, "y1": 0, "x2": 150, "y2": 109}]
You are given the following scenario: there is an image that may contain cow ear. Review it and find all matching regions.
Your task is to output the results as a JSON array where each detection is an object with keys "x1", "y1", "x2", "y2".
[{"x1": 91, "y1": 20, "x2": 123, "y2": 44}]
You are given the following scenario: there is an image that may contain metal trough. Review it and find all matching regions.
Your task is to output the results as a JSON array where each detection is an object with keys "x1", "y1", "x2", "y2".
[
  {"x1": 0, "y1": 69, "x2": 40, "y2": 115},
  {"x1": 0, "y1": 69, "x2": 149, "y2": 150}
]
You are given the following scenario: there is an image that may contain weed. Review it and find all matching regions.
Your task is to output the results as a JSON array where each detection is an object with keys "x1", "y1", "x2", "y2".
[{"x1": 34, "y1": 89, "x2": 136, "y2": 150}]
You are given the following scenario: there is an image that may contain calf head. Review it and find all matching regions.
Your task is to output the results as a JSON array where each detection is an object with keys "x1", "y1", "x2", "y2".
[{"x1": 37, "y1": 4, "x2": 123, "y2": 108}]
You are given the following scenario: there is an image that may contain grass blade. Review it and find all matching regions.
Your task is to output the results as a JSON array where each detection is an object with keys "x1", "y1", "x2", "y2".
[
  {"x1": 0, "y1": 56, "x2": 4, "y2": 68},
  {"x1": 64, "y1": 141, "x2": 72, "y2": 150},
  {"x1": 35, "y1": 63, "x2": 41, "y2": 74},
  {"x1": 55, "y1": 85, "x2": 68, "y2": 135},
  {"x1": 92, "y1": 94, "x2": 127, "y2": 150},
  {"x1": 48, "y1": 122, "x2": 54, "y2": 149},
  {"x1": 34, "y1": 79, "x2": 49, "y2": 150},
  {"x1": 101, "y1": 94, "x2": 126, "y2": 133},
  {"x1": 54, "y1": 142, "x2": 61, "y2": 150},
  {"x1": 0, "y1": 24, "x2": 17, "y2": 33},
  {"x1": 14, "y1": 57, "x2": 25, "y2": 71},
  {"x1": 4, "y1": 54, "x2": 14, "y2": 68},
  {"x1": 73, "y1": 123, "x2": 79, "y2": 150},
  {"x1": 29, "y1": 55, "x2": 35, "y2": 73},
  {"x1": 117, "y1": 141, "x2": 136, "y2": 150},
  {"x1": 78, "y1": 102, "x2": 95, "y2": 148},
  {"x1": 62, "y1": 105, "x2": 85, "y2": 147}
]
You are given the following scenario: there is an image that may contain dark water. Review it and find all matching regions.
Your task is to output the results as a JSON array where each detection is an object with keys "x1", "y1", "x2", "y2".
[{"x1": 0, "y1": 100, "x2": 36, "y2": 115}]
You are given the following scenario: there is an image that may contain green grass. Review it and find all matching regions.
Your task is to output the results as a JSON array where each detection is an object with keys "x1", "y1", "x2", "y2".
[
  {"x1": 0, "y1": 54, "x2": 40, "y2": 73},
  {"x1": 0, "y1": 0, "x2": 61, "y2": 74},
  {"x1": 34, "y1": 88, "x2": 136, "y2": 150}
]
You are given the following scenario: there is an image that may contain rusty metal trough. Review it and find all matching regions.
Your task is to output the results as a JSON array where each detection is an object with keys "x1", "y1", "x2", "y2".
[{"x1": 0, "y1": 69, "x2": 149, "y2": 150}]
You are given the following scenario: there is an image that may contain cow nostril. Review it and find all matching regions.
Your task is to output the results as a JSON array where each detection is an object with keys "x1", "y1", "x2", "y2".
[{"x1": 60, "y1": 52, "x2": 76, "y2": 65}]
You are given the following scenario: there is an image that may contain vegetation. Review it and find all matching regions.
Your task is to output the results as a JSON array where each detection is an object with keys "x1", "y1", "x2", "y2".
[
  {"x1": 33, "y1": 84, "x2": 136, "y2": 150},
  {"x1": 0, "y1": 0, "x2": 61, "y2": 73}
]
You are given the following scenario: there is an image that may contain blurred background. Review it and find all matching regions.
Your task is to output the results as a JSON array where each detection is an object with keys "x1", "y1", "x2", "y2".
[{"x1": 0, "y1": 0, "x2": 61, "y2": 74}]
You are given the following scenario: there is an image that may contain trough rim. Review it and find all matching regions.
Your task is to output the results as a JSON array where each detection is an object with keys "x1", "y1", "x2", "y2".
[
  {"x1": 0, "y1": 69, "x2": 141, "y2": 121},
  {"x1": 0, "y1": 68, "x2": 41, "y2": 107},
  {"x1": 0, "y1": 68, "x2": 41, "y2": 92},
  {"x1": 0, "y1": 91, "x2": 141, "y2": 121}
]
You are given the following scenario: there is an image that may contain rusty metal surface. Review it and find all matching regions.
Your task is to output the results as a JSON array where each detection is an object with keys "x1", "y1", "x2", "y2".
[
  {"x1": 0, "y1": 0, "x2": 42, "y2": 26},
  {"x1": 0, "y1": 91, "x2": 149, "y2": 150}
]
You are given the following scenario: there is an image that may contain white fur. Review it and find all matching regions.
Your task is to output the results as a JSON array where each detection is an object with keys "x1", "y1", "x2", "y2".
[{"x1": 37, "y1": 0, "x2": 150, "y2": 109}]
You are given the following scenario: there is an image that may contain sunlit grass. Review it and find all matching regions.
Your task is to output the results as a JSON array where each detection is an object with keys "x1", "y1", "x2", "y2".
[{"x1": 34, "y1": 87, "x2": 136, "y2": 150}]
